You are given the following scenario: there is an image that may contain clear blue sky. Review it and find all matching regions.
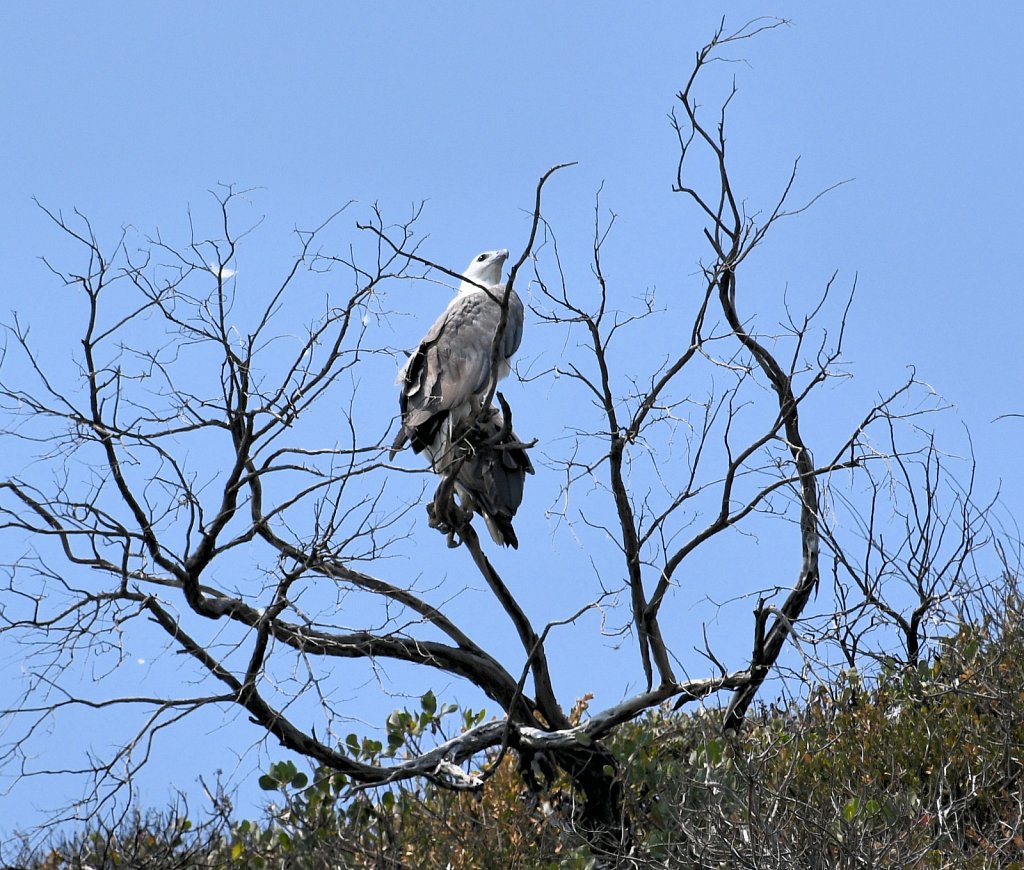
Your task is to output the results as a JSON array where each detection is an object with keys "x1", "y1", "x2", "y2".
[{"x1": 2, "y1": 2, "x2": 1022, "y2": 843}]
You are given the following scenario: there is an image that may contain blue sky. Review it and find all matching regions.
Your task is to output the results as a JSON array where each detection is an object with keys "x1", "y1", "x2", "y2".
[{"x1": 2, "y1": 2, "x2": 1023, "y2": 843}]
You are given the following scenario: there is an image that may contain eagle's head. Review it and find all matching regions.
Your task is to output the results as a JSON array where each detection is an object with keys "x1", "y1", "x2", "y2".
[{"x1": 460, "y1": 249, "x2": 509, "y2": 292}]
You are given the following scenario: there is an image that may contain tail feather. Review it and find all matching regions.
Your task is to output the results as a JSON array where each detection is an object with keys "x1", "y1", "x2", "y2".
[{"x1": 483, "y1": 513, "x2": 519, "y2": 549}]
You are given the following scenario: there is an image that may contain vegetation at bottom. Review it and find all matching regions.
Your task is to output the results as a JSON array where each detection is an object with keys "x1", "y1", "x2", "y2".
[{"x1": 9, "y1": 589, "x2": 1024, "y2": 869}]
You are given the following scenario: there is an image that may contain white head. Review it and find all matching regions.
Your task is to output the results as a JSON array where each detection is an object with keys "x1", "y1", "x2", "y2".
[{"x1": 459, "y1": 249, "x2": 508, "y2": 293}]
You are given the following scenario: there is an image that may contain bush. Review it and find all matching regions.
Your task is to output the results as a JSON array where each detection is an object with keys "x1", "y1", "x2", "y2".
[{"x1": 11, "y1": 592, "x2": 1024, "y2": 869}]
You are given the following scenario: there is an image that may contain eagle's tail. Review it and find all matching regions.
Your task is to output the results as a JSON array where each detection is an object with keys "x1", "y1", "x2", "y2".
[{"x1": 482, "y1": 513, "x2": 519, "y2": 549}]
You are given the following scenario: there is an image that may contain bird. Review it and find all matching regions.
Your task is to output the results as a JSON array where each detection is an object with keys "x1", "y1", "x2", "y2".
[
  {"x1": 390, "y1": 249, "x2": 522, "y2": 468},
  {"x1": 390, "y1": 249, "x2": 532, "y2": 547}
]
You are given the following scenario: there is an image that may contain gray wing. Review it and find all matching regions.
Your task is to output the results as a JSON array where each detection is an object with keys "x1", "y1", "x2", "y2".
[
  {"x1": 390, "y1": 287, "x2": 523, "y2": 459},
  {"x1": 500, "y1": 287, "x2": 524, "y2": 362}
]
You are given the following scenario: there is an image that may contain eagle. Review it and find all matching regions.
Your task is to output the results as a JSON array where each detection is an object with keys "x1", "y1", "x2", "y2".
[{"x1": 390, "y1": 249, "x2": 532, "y2": 547}]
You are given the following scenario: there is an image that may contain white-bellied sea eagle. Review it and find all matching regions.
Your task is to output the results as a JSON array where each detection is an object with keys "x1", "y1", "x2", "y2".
[{"x1": 390, "y1": 249, "x2": 532, "y2": 547}]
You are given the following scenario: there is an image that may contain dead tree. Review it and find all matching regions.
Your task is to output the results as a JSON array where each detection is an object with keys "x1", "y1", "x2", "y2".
[{"x1": 0, "y1": 19, "x2": 993, "y2": 855}]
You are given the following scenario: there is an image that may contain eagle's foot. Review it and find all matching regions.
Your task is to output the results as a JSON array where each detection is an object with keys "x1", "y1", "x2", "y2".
[{"x1": 427, "y1": 472, "x2": 472, "y2": 546}]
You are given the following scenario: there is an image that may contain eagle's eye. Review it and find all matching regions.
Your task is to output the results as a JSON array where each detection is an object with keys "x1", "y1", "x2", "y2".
[{"x1": 477, "y1": 254, "x2": 487, "y2": 262}]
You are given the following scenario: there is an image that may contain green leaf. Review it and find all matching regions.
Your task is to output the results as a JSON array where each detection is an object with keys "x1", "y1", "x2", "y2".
[
  {"x1": 421, "y1": 690, "x2": 437, "y2": 717},
  {"x1": 291, "y1": 771, "x2": 308, "y2": 789},
  {"x1": 258, "y1": 774, "x2": 278, "y2": 791},
  {"x1": 842, "y1": 797, "x2": 860, "y2": 823}
]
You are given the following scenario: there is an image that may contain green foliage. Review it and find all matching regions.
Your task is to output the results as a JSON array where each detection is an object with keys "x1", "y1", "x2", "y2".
[
  {"x1": 13, "y1": 593, "x2": 1024, "y2": 868},
  {"x1": 601, "y1": 598, "x2": 1024, "y2": 866}
]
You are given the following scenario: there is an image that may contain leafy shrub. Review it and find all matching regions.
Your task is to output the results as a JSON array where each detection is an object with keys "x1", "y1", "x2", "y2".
[{"x1": 11, "y1": 593, "x2": 1024, "y2": 868}]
